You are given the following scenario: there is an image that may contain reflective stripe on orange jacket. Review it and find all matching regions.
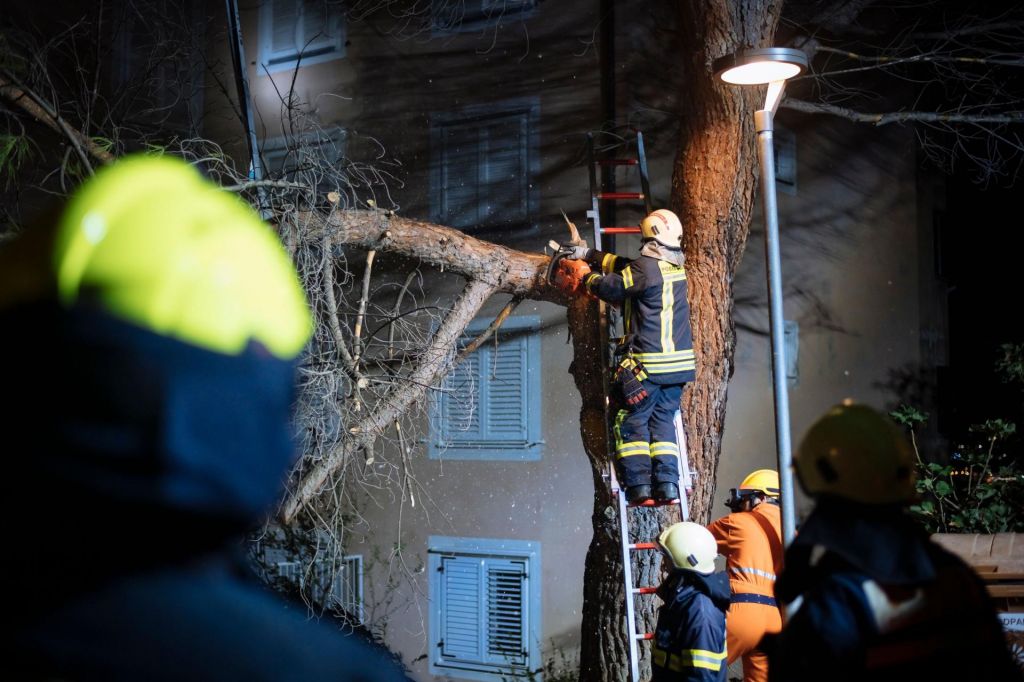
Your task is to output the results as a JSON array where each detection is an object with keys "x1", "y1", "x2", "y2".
[{"x1": 707, "y1": 503, "x2": 783, "y2": 598}]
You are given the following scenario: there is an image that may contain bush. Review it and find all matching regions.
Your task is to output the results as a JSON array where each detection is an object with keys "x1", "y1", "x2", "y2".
[{"x1": 892, "y1": 343, "x2": 1024, "y2": 534}]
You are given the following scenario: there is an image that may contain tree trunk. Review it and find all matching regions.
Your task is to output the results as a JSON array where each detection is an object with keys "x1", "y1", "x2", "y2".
[{"x1": 575, "y1": 2, "x2": 782, "y2": 680}]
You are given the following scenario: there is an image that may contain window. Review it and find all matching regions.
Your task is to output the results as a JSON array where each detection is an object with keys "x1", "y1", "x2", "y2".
[
  {"x1": 431, "y1": 100, "x2": 539, "y2": 232},
  {"x1": 774, "y1": 125, "x2": 797, "y2": 195},
  {"x1": 432, "y1": 0, "x2": 538, "y2": 33},
  {"x1": 111, "y1": 0, "x2": 204, "y2": 129},
  {"x1": 261, "y1": 127, "x2": 347, "y2": 184},
  {"x1": 259, "y1": 0, "x2": 345, "y2": 73},
  {"x1": 430, "y1": 315, "x2": 542, "y2": 460},
  {"x1": 428, "y1": 537, "x2": 541, "y2": 680},
  {"x1": 275, "y1": 554, "x2": 364, "y2": 622}
]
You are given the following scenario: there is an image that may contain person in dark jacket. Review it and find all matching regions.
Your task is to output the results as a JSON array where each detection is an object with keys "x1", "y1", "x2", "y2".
[
  {"x1": 767, "y1": 402, "x2": 1022, "y2": 682},
  {"x1": 556, "y1": 209, "x2": 695, "y2": 504},
  {"x1": 652, "y1": 521, "x2": 730, "y2": 682},
  {"x1": 1, "y1": 155, "x2": 409, "y2": 681}
]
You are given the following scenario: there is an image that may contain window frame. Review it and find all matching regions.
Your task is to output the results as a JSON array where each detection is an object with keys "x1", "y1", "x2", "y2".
[
  {"x1": 429, "y1": 99, "x2": 540, "y2": 234},
  {"x1": 431, "y1": 0, "x2": 538, "y2": 34},
  {"x1": 429, "y1": 314, "x2": 543, "y2": 461},
  {"x1": 428, "y1": 536, "x2": 542, "y2": 681},
  {"x1": 258, "y1": 0, "x2": 346, "y2": 74},
  {"x1": 274, "y1": 554, "x2": 364, "y2": 622}
]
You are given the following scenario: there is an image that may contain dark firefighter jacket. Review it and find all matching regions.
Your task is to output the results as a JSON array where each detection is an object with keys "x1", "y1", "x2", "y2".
[
  {"x1": 767, "y1": 498, "x2": 1023, "y2": 682},
  {"x1": 2, "y1": 302, "x2": 410, "y2": 682},
  {"x1": 583, "y1": 250, "x2": 695, "y2": 384},
  {"x1": 652, "y1": 569, "x2": 731, "y2": 682}
]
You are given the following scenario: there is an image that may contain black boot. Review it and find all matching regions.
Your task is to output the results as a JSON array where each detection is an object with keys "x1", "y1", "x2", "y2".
[
  {"x1": 625, "y1": 484, "x2": 652, "y2": 504},
  {"x1": 653, "y1": 482, "x2": 679, "y2": 502}
]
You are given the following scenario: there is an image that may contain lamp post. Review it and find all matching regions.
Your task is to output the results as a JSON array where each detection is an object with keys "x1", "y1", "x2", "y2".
[{"x1": 713, "y1": 47, "x2": 807, "y2": 548}]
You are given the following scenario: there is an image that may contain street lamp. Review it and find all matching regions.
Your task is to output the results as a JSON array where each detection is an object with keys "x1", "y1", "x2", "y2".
[{"x1": 713, "y1": 47, "x2": 807, "y2": 548}]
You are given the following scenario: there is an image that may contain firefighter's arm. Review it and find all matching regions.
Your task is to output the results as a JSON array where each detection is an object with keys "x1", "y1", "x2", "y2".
[
  {"x1": 583, "y1": 261, "x2": 647, "y2": 303},
  {"x1": 584, "y1": 249, "x2": 633, "y2": 275},
  {"x1": 770, "y1": 571, "x2": 871, "y2": 678},
  {"x1": 706, "y1": 514, "x2": 737, "y2": 556}
]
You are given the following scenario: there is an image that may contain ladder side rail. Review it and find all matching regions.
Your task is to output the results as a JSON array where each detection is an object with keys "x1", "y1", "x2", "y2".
[
  {"x1": 586, "y1": 133, "x2": 604, "y2": 252},
  {"x1": 636, "y1": 131, "x2": 653, "y2": 216},
  {"x1": 611, "y1": 463, "x2": 643, "y2": 682},
  {"x1": 674, "y1": 410, "x2": 692, "y2": 521}
]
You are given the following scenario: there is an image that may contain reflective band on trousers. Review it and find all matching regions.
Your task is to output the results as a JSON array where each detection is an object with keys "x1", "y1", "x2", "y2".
[
  {"x1": 731, "y1": 566, "x2": 777, "y2": 581},
  {"x1": 652, "y1": 646, "x2": 727, "y2": 672}
]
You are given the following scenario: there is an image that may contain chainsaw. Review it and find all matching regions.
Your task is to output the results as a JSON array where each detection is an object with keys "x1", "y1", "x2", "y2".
[{"x1": 545, "y1": 209, "x2": 588, "y2": 285}]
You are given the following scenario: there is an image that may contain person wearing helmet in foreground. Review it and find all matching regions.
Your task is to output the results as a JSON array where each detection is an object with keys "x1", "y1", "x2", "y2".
[
  {"x1": 706, "y1": 469, "x2": 783, "y2": 682},
  {"x1": 766, "y1": 402, "x2": 1021, "y2": 682},
  {"x1": 0, "y1": 155, "x2": 408, "y2": 681},
  {"x1": 554, "y1": 209, "x2": 695, "y2": 504},
  {"x1": 652, "y1": 522, "x2": 731, "y2": 682}
]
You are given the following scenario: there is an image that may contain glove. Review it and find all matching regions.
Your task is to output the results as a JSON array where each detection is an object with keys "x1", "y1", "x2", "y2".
[
  {"x1": 559, "y1": 242, "x2": 590, "y2": 261},
  {"x1": 553, "y1": 258, "x2": 592, "y2": 296},
  {"x1": 616, "y1": 357, "x2": 649, "y2": 407}
]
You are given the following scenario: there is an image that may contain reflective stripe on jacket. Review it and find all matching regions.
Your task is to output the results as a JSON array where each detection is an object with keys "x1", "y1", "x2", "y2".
[
  {"x1": 707, "y1": 503, "x2": 783, "y2": 599},
  {"x1": 652, "y1": 571, "x2": 730, "y2": 682},
  {"x1": 584, "y1": 250, "x2": 695, "y2": 382}
]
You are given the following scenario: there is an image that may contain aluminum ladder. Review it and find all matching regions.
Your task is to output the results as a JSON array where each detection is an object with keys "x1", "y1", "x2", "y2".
[{"x1": 586, "y1": 129, "x2": 695, "y2": 682}]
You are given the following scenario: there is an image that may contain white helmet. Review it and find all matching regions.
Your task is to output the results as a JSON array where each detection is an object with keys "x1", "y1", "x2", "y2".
[
  {"x1": 657, "y1": 522, "x2": 717, "y2": 574},
  {"x1": 640, "y1": 209, "x2": 683, "y2": 248}
]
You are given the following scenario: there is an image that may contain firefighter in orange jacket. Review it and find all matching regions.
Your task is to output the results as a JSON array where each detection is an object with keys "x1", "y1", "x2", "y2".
[{"x1": 706, "y1": 469, "x2": 784, "y2": 682}]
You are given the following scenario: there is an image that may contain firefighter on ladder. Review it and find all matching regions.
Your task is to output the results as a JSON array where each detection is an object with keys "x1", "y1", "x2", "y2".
[
  {"x1": 554, "y1": 209, "x2": 695, "y2": 504},
  {"x1": 707, "y1": 469, "x2": 784, "y2": 682}
]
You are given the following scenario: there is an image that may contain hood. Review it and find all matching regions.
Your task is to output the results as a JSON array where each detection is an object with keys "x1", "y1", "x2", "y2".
[
  {"x1": 777, "y1": 496, "x2": 936, "y2": 603},
  {"x1": 660, "y1": 569, "x2": 732, "y2": 611},
  {"x1": 640, "y1": 240, "x2": 685, "y2": 266},
  {"x1": 3, "y1": 303, "x2": 300, "y2": 551}
]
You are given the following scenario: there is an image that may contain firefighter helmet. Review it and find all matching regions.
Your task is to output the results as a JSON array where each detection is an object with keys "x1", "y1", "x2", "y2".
[
  {"x1": 795, "y1": 402, "x2": 916, "y2": 505},
  {"x1": 657, "y1": 522, "x2": 718, "y2": 574},
  {"x1": 740, "y1": 469, "x2": 780, "y2": 498},
  {"x1": 640, "y1": 209, "x2": 683, "y2": 248},
  {"x1": 51, "y1": 154, "x2": 311, "y2": 360}
]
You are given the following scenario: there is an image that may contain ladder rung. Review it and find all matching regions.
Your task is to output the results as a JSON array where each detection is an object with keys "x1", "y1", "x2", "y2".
[
  {"x1": 635, "y1": 633, "x2": 654, "y2": 641},
  {"x1": 596, "y1": 158, "x2": 638, "y2": 166},
  {"x1": 630, "y1": 542, "x2": 658, "y2": 551},
  {"x1": 602, "y1": 227, "x2": 641, "y2": 234},
  {"x1": 597, "y1": 192, "x2": 644, "y2": 200},
  {"x1": 633, "y1": 586, "x2": 658, "y2": 595}
]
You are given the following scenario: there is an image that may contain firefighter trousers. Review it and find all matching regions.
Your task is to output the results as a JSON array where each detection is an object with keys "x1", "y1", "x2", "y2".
[
  {"x1": 727, "y1": 599, "x2": 782, "y2": 682},
  {"x1": 613, "y1": 380, "x2": 682, "y2": 489}
]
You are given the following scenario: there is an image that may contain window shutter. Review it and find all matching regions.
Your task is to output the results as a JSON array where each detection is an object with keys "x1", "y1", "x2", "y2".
[
  {"x1": 440, "y1": 124, "x2": 481, "y2": 227},
  {"x1": 438, "y1": 555, "x2": 528, "y2": 667},
  {"x1": 483, "y1": 335, "x2": 528, "y2": 443},
  {"x1": 481, "y1": 115, "x2": 527, "y2": 224},
  {"x1": 484, "y1": 559, "x2": 528, "y2": 666},
  {"x1": 439, "y1": 556, "x2": 484, "y2": 662},
  {"x1": 440, "y1": 349, "x2": 483, "y2": 444},
  {"x1": 271, "y1": 0, "x2": 300, "y2": 54}
]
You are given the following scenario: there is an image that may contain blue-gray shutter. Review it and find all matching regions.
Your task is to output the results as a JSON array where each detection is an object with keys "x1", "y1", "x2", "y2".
[
  {"x1": 481, "y1": 114, "x2": 527, "y2": 225},
  {"x1": 439, "y1": 555, "x2": 528, "y2": 668},
  {"x1": 440, "y1": 348, "x2": 483, "y2": 444},
  {"x1": 440, "y1": 124, "x2": 481, "y2": 228},
  {"x1": 483, "y1": 335, "x2": 528, "y2": 443},
  {"x1": 271, "y1": 0, "x2": 299, "y2": 56}
]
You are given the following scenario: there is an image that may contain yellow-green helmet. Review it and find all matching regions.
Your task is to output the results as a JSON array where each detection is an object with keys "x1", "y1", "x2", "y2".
[
  {"x1": 51, "y1": 154, "x2": 311, "y2": 359},
  {"x1": 740, "y1": 469, "x2": 780, "y2": 498},
  {"x1": 795, "y1": 402, "x2": 916, "y2": 505},
  {"x1": 657, "y1": 522, "x2": 718, "y2": 574}
]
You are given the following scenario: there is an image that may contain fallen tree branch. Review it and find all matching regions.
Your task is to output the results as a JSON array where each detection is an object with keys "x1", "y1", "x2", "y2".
[
  {"x1": 0, "y1": 73, "x2": 114, "y2": 168},
  {"x1": 280, "y1": 277, "x2": 498, "y2": 523}
]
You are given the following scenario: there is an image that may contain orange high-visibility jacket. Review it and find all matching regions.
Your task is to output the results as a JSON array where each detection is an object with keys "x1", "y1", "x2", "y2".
[{"x1": 707, "y1": 503, "x2": 784, "y2": 598}]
